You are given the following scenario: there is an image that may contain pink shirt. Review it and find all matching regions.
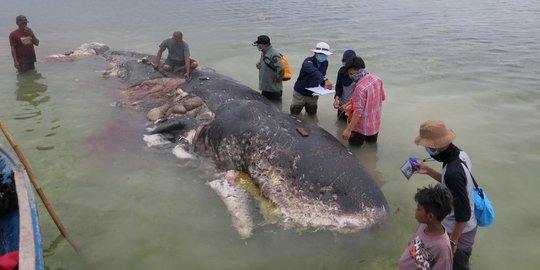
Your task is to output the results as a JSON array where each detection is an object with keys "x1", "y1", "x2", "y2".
[{"x1": 352, "y1": 74, "x2": 385, "y2": 136}]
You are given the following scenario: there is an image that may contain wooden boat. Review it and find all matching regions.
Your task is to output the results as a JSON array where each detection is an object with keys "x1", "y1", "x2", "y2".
[{"x1": 0, "y1": 145, "x2": 44, "y2": 270}]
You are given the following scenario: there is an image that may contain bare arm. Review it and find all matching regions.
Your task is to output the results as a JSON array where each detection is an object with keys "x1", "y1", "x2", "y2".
[
  {"x1": 414, "y1": 162, "x2": 442, "y2": 182},
  {"x1": 31, "y1": 32, "x2": 39, "y2": 46},
  {"x1": 184, "y1": 56, "x2": 190, "y2": 78},
  {"x1": 342, "y1": 114, "x2": 359, "y2": 140},
  {"x1": 449, "y1": 221, "x2": 467, "y2": 253},
  {"x1": 154, "y1": 50, "x2": 162, "y2": 70},
  {"x1": 25, "y1": 27, "x2": 39, "y2": 46},
  {"x1": 11, "y1": 46, "x2": 20, "y2": 69}
]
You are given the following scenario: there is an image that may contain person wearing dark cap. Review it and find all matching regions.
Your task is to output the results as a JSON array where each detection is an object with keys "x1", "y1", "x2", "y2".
[
  {"x1": 333, "y1": 49, "x2": 357, "y2": 121},
  {"x1": 253, "y1": 35, "x2": 284, "y2": 100},
  {"x1": 413, "y1": 120, "x2": 478, "y2": 270},
  {"x1": 342, "y1": 56, "x2": 385, "y2": 147},
  {"x1": 9, "y1": 15, "x2": 40, "y2": 73}
]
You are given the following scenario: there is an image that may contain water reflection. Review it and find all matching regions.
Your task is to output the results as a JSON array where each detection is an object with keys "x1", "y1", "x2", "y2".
[
  {"x1": 13, "y1": 70, "x2": 57, "y2": 150},
  {"x1": 14, "y1": 70, "x2": 49, "y2": 120},
  {"x1": 268, "y1": 99, "x2": 283, "y2": 112}
]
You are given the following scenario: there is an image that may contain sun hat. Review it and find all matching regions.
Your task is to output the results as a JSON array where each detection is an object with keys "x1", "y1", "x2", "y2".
[
  {"x1": 414, "y1": 120, "x2": 456, "y2": 148},
  {"x1": 252, "y1": 35, "x2": 270, "y2": 46},
  {"x1": 341, "y1": 50, "x2": 356, "y2": 62},
  {"x1": 312, "y1": 42, "x2": 333, "y2": 55}
]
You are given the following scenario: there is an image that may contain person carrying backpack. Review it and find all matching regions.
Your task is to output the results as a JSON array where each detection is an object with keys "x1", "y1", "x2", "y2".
[
  {"x1": 413, "y1": 120, "x2": 478, "y2": 270},
  {"x1": 254, "y1": 35, "x2": 285, "y2": 100}
]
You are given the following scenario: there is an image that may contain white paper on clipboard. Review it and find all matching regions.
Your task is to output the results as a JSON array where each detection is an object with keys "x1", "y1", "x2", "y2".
[{"x1": 306, "y1": 86, "x2": 336, "y2": 96}]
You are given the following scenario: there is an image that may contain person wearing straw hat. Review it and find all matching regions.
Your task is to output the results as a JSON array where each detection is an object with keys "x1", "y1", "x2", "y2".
[
  {"x1": 9, "y1": 15, "x2": 40, "y2": 73},
  {"x1": 413, "y1": 120, "x2": 478, "y2": 270},
  {"x1": 290, "y1": 42, "x2": 334, "y2": 115}
]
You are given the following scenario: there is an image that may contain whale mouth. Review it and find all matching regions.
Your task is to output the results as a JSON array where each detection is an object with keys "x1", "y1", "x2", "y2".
[
  {"x1": 248, "y1": 160, "x2": 387, "y2": 233},
  {"x1": 208, "y1": 171, "x2": 386, "y2": 238}
]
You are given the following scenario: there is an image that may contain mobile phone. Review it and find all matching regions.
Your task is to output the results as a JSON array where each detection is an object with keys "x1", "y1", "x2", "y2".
[{"x1": 400, "y1": 157, "x2": 418, "y2": 180}]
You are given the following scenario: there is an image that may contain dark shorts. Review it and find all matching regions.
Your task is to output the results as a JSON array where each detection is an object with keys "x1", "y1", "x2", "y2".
[
  {"x1": 18, "y1": 62, "x2": 35, "y2": 73},
  {"x1": 453, "y1": 227, "x2": 477, "y2": 270},
  {"x1": 261, "y1": 91, "x2": 282, "y2": 101},
  {"x1": 164, "y1": 58, "x2": 195, "y2": 68},
  {"x1": 349, "y1": 131, "x2": 378, "y2": 147},
  {"x1": 336, "y1": 108, "x2": 348, "y2": 121}
]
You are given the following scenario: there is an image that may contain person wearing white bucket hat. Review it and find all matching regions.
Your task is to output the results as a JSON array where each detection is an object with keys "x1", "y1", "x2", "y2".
[
  {"x1": 290, "y1": 42, "x2": 334, "y2": 115},
  {"x1": 413, "y1": 120, "x2": 478, "y2": 270},
  {"x1": 311, "y1": 42, "x2": 333, "y2": 56}
]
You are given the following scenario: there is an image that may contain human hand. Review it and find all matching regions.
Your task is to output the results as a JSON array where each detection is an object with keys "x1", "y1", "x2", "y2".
[
  {"x1": 14, "y1": 62, "x2": 20, "y2": 70},
  {"x1": 413, "y1": 162, "x2": 431, "y2": 175},
  {"x1": 152, "y1": 63, "x2": 159, "y2": 70},
  {"x1": 333, "y1": 99, "x2": 340, "y2": 109},
  {"x1": 323, "y1": 80, "x2": 333, "y2": 90},
  {"x1": 184, "y1": 72, "x2": 191, "y2": 80},
  {"x1": 342, "y1": 128, "x2": 352, "y2": 140},
  {"x1": 256, "y1": 62, "x2": 261, "y2": 69},
  {"x1": 23, "y1": 26, "x2": 31, "y2": 34},
  {"x1": 273, "y1": 76, "x2": 282, "y2": 83}
]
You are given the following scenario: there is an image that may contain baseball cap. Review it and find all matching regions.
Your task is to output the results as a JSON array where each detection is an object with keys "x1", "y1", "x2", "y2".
[{"x1": 252, "y1": 35, "x2": 270, "y2": 46}]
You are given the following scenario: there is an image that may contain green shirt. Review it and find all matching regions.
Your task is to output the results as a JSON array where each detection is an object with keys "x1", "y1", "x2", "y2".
[{"x1": 259, "y1": 46, "x2": 284, "y2": 93}]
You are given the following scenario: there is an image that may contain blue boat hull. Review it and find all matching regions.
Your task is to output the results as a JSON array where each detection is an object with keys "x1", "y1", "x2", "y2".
[{"x1": 0, "y1": 145, "x2": 44, "y2": 270}]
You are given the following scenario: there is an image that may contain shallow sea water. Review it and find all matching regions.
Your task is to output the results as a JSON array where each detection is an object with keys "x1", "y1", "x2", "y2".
[{"x1": 1, "y1": 0, "x2": 539, "y2": 269}]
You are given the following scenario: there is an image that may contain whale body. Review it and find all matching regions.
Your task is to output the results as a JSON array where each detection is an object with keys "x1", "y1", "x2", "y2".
[{"x1": 79, "y1": 43, "x2": 388, "y2": 235}]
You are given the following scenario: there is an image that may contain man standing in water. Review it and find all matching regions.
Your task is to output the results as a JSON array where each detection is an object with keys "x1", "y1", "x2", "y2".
[
  {"x1": 341, "y1": 56, "x2": 385, "y2": 147},
  {"x1": 290, "y1": 42, "x2": 333, "y2": 115},
  {"x1": 413, "y1": 120, "x2": 478, "y2": 270},
  {"x1": 333, "y1": 49, "x2": 357, "y2": 121},
  {"x1": 9, "y1": 15, "x2": 39, "y2": 73},
  {"x1": 254, "y1": 35, "x2": 285, "y2": 100},
  {"x1": 153, "y1": 31, "x2": 198, "y2": 79}
]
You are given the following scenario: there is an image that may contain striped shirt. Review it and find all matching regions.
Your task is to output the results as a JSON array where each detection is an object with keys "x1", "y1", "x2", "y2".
[{"x1": 352, "y1": 74, "x2": 385, "y2": 136}]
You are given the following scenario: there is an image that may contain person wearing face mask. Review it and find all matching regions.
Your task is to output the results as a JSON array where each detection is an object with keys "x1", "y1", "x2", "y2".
[
  {"x1": 290, "y1": 42, "x2": 333, "y2": 115},
  {"x1": 413, "y1": 120, "x2": 478, "y2": 270},
  {"x1": 341, "y1": 56, "x2": 385, "y2": 147},
  {"x1": 333, "y1": 49, "x2": 357, "y2": 121},
  {"x1": 253, "y1": 35, "x2": 284, "y2": 100},
  {"x1": 9, "y1": 15, "x2": 39, "y2": 73}
]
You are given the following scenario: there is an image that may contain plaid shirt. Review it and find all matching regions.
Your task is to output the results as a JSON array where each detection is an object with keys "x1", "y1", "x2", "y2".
[{"x1": 352, "y1": 74, "x2": 385, "y2": 136}]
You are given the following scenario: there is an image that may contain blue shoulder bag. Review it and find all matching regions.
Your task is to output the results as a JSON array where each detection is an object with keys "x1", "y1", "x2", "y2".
[{"x1": 462, "y1": 162, "x2": 495, "y2": 227}]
